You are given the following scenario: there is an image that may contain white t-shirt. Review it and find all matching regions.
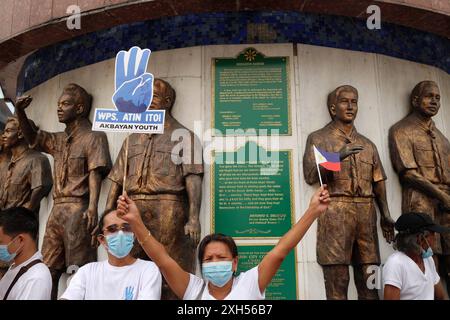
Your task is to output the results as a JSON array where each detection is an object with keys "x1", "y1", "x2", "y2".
[
  {"x1": 382, "y1": 251, "x2": 440, "y2": 300},
  {"x1": 61, "y1": 259, "x2": 161, "y2": 300},
  {"x1": 183, "y1": 266, "x2": 265, "y2": 300},
  {"x1": 0, "y1": 251, "x2": 51, "y2": 300}
]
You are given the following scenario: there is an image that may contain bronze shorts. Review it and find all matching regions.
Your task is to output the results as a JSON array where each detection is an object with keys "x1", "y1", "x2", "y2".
[
  {"x1": 42, "y1": 200, "x2": 96, "y2": 270},
  {"x1": 317, "y1": 198, "x2": 381, "y2": 265}
]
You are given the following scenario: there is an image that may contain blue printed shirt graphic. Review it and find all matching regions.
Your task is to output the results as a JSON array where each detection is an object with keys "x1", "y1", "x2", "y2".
[{"x1": 124, "y1": 286, "x2": 135, "y2": 300}]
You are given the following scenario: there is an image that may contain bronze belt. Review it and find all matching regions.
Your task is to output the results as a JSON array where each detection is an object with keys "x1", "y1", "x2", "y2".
[
  {"x1": 53, "y1": 197, "x2": 88, "y2": 204},
  {"x1": 129, "y1": 194, "x2": 184, "y2": 201},
  {"x1": 330, "y1": 196, "x2": 374, "y2": 203}
]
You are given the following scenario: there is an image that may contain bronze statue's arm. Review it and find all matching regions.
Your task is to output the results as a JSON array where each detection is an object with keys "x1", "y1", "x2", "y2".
[
  {"x1": 105, "y1": 181, "x2": 122, "y2": 212},
  {"x1": 184, "y1": 174, "x2": 202, "y2": 245},
  {"x1": 373, "y1": 180, "x2": 391, "y2": 219},
  {"x1": 303, "y1": 136, "x2": 320, "y2": 185},
  {"x1": 402, "y1": 169, "x2": 450, "y2": 208},
  {"x1": 84, "y1": 170, "x2": 102, "y2": 232},
  {"x1": 26, "y1": 185, "x2": 52, "y2": 212},
  {"x1": 15, "y1": 96, "x2": 38, "y2": 145},
  {"x1": 373, "y1": 180, "x2": 395, "y2": 243}
]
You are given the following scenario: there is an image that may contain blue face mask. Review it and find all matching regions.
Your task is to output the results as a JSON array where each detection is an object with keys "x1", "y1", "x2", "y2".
[
  {"x1": 422, "y1": 247, "x2": 433, "y2": 259},
  {"x1": 421, "y1": 235, "x2": 433, "y2": 259},
  {"x1": 105, "y1": 231, "x2": 134, "y2": 259},
  {"x1": 202, "y1": 261, "x2": 234, "y2": 287},
  {"x1": 0, "y1": 237, "x2": 19, "y2": 263}
]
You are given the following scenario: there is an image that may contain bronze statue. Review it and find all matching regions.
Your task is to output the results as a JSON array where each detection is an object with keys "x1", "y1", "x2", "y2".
[
  {"x1": 15, "y1": 84, "x2": 112, "y2": 299},
  {"x1": 303, "y1": 85, "x2": 395, "y2": 300},
  {"x1": 0, "y1": 132, "x2": 11, "y2": 280},
  {"x1": 0, "y1": 117, "x2": 52, "y2": 213},
  {"x1": 389, "y1": 80, "x2": 450, "y2": 291},
  {"x1": 0, "y1": 132, "x2": 10, "y2": 209},
  {"x1": 105, "y1": 78, "x2": 204, "y2": 300}
]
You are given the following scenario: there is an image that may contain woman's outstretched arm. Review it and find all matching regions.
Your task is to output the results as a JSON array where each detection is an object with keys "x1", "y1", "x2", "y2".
[{"x1": 257, "y1": 185, "x2": 330, "y2": 293}]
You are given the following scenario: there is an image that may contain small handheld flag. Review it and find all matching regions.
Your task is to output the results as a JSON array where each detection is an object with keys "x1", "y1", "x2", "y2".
[{"x1": 313, "y1": 145, "x2": 341, "y2": 186}]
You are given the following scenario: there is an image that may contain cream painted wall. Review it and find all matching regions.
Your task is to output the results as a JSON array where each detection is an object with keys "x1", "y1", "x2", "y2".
[{"x1": 24, "y1": 44, "x2": 450, "y2": 299}]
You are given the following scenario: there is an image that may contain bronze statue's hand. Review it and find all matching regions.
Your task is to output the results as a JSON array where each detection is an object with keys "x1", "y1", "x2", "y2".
[
  {"x1": 15, "y1": 95, "x2": 33, "y2": 110},
  {"x1": 184, "y1": 219, "x2": 201, "y2": 245},
  {"x1": 117, "y1": 192, "x2": 144, "y2": 227},
  {"x1": 339, "y1": 143, "x2": 364, "y2": 160},
  {"x1": 308, "y1": 185, "x2": 331, "y2": 216},
  {"x1": 83, "y1": 207, "x2": 98, "y2": 233},
  {"x1": 90, "y1": 225, "x2": 100, "y2": 248},
  {"x1": 381, "y1": 215, "x2": 395, "y2": 243}
]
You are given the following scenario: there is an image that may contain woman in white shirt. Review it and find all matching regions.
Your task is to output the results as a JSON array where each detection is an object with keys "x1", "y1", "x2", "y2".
[
  {"x1": 383, "y1": 212, "x2": 449, "y2": 300},
  {"x1": 116, "y1": 186, "x2": 330, "y2": 300}
]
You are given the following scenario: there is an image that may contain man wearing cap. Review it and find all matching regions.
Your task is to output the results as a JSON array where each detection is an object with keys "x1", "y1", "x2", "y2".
[{"x1": 383, "y1": 212, "x2": 449, "y2": 300}]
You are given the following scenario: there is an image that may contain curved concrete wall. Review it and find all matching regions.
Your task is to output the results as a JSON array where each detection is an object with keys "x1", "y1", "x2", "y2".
[
  {"x1": 1, "y1": 0, "x2": 449, "y2": 68},
  {"x1": 23, "y1": 43, "x2": 450, "y2": 299},
  {"x1": 1, "y1": 0, "x2": 449, "y2": 41}
]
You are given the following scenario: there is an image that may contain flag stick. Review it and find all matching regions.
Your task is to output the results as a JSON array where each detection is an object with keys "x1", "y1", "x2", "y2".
[
  {"x1": 316, "y1": 161, "x2": 323, "y2": 187},
  {"x1": 123, "y1": 134, "x2": 130, "y2": 194}
]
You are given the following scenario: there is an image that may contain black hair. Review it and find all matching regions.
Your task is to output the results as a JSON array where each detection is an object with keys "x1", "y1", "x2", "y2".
[
  {"x1": 197, "y1": 233, "x2": 238, "y2": 266},
  {"x1": 411, "y1": 80, "x2": 438, "y2": 108},
  {"x1": 327, "y1": 85, "x2": 358, "y2": 119},
  {"x1": 62, "y1": 83, "x2": 93, "y2": 118},
  {"x1": 0, "y1": 207, "x2": 38, "y2": 240},
  {"x1": 97, "y1": 209, "x2": 117, "y2": 236}
]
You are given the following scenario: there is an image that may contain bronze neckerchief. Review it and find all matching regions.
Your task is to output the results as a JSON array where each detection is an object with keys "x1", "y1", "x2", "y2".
[
  {"x1": 60, "y1": 120, "x2": 88, "y2": 187},
  {"x1": 138, "y1": 118, "x2": 171, "y2": 188},
  {"x1": 330, "y1": 122, "x2": 360, "y2": 195},
  {"x1": 139, "y1": 134, "x2": 153, "y2": 188},
  {"x1": 411, "y1": 114, "x2": 444, "y2": 181}
]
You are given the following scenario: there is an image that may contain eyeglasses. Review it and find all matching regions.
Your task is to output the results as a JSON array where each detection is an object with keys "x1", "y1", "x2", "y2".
[{"x1": 103, "y1": 223, "x2": 132, "y2": 234}]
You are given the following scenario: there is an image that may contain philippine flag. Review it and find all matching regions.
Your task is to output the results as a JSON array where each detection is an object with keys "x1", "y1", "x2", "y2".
[{"x1": 313, "y1": 145, "x2": 341, "y2": 171}]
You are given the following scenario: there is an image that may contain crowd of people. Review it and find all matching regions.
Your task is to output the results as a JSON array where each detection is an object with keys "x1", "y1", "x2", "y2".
[{"x1": 0, "y1": 185, "x2": 448, "y2": 300}]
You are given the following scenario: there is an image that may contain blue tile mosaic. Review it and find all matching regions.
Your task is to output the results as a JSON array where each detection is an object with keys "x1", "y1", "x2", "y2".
[{"x1": 17, "y1": 11, "x2": 450, "y2": 95}]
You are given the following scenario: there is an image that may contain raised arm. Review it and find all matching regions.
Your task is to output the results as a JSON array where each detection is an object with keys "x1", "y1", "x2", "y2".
[
  {"x1": 117, "y1": 193, "x2": 190, "y2": 299},
  {"x1": 15, "y1": 96, "x2": 38, "y2": 145},
  {"x1": 257, "y1": 186, "x2": 330, "y2": 293}
]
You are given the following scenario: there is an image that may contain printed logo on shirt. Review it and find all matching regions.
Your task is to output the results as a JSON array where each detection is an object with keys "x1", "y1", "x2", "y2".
[{"x1": 124, "y1": 286, "x2": 134, "y2": 300}]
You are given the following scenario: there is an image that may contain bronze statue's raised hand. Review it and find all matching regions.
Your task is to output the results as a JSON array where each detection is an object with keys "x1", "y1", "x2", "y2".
[
  {"x1": 184, "y1": 219, "x2": 201, "y2": 245},
  {"x1": 380, "y1": 215, "x2": 395, "y2": 243},
  {"x1": 15, "y1": 95, "x2": 33, "y2": 110},
  {"x1": 339, "y1": 143, "x2": 364, "y2": 160}
]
